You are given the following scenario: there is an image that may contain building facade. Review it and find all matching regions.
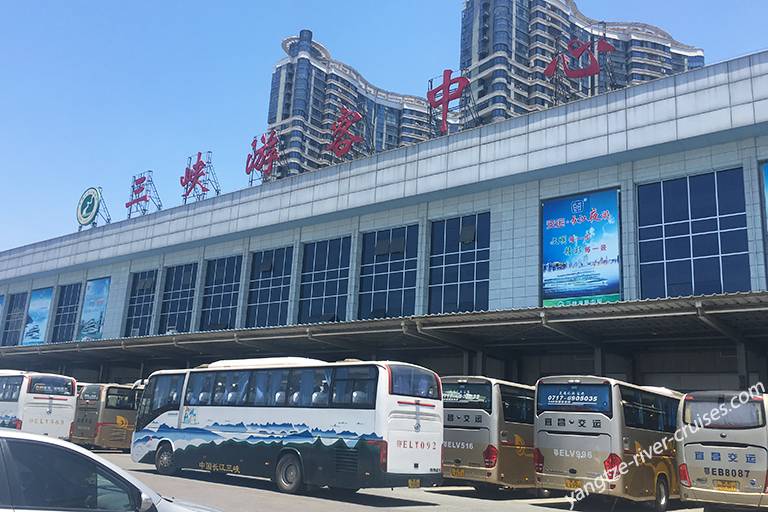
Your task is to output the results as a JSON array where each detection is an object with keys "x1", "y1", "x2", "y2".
[
  {"x1": 0, "y1": 51, "x2": 766, "y2": 391},
  {"x1": 460, "y1": 0, "x2": 705, "y2": 124},
  {"x1": 266, "y1": 30, "x2": 441, "y2": 179}
]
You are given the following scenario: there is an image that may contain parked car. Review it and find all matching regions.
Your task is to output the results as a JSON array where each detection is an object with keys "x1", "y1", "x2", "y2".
[{"x1": 0, "y1": 429, "x2": 220, "y2": 512}]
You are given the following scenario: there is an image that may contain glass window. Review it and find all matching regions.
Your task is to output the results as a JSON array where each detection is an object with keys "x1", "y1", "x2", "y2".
[
  {"x1": 138, "y1": 373, "x2": 183, "y2": 424},
  {"x1": 620, "y1": 386, "x2": 678, "y2": 433},
  {"x1": 0, "y1": 376, "x2": 23, "y2": 402},
  {"x1": 81, "y1": 385, "x2": 101, "y2": 402},
  {"x1": 210, "y1": 371, "x2": 250, "y2": 406},
  {"x1": 51, "y1": 283, "x2": 82, "y2": 343},
  {"x1": 6, "y1": 439, "x2": 136, "y2": 511},
  {"x1": 390, "y1": 365, "x2": 440, "y2": 400},
  {"x1": 501, "y1": 386, "x2": 535, "y2": 424},
  {"x1": 200, "y1": 256, "x2": 242, "y2": 331},
  {"x1": 105, "y1": 387, "x2": 136, "y2": 410},
  {"x1": 536, "y1": 383, "x2": 612, "y2": 417},
  {"x1": 287, "y1": 368, "x2": 332, "y2": 407},
  {"x1": 184, "y1": 372, "x2": 215, "y2": 406},
  {"x1": 638, "y1": 169, "x2": 750, "y2": 299},
  {"x1": 158, "y1": 264, "x2": 197, "y2": 334},
  {"x1": 331, "y1": 366, "x2": 377, "y2": 409},
  {"x1": 684, "y1": 398, "x2": 765, "y2": 429},
  {"x1": 429, "y1": 213, "x2": 490, "y2": 314},
  {"x1": 298, "y1": 237, "x2": 351, "y2": 323},
  {"x1": 124, "y1": 270, "x2": 157, "y2": 337},
  {"x1": 358, "y1": 225, "x2": 418, "y2": 319},
  {"x1": 1, "y1": 293, "x2": 27, "y2": 347},
  {"x1": 443, "y1": 382, "x2": 492, "y2": 412},
  {"x1": 28, "y1": 376, "x2": 75, "y2": 396},
  {"x1": 246, "y1": 247, "x2": 293, "y2": 328}
]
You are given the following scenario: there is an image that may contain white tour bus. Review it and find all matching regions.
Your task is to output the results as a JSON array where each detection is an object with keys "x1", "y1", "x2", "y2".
[
  {"x1": 131, "y1": 357, "x2": 443, "y2": 493},
  {"x1": 535, "y1": 375, "x2": 682, "y2": 512},
  {"x1": 0, "y1": 370, "x2": 77, "y2": 439},
  {"x1": 678, "y1": 390, "x2": 768, "y2": 511}
]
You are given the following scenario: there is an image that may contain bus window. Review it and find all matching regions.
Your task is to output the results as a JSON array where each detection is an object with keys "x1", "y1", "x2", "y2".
[
  {"x1": 443, "y1": 382, "x2": 492, "y2": 412},
  {"x1": 0, "y1": 376, "x2": 23, "y2": 402},
  {"x1": 620, "y1": 386, "x2": 678, "y2": 433},
  {"x1": 28, "y1": 376, "x2": 74, "y2": 396},
  {"x1": 331, "y1": 366, "x2": 377, "y2": 408},
  {"x1": 185, "y1": 372, "x2": 215, "y2": 406},
  {"x1": 536, "y1": 382, "x2": 612, "y2": 417},
  {"x1": 287, "y1": 368, "x2": 331, "y2": 408},
  {"x1": 211, "y1": 371, "x2": 250, "y2": 406},
  {"x1": 684, "y1": 398, "x2": 765, "y2": 429},
  {"x1": 390, "y1": 365, "x2": 440, "y2": 400},
  {"x1": 138, "y1": 374, "x2": 183, "y2": 425},
  {"x1": 80, "y1": 385, "x2": 101, "y2": 402},
  {"x1": 500, "y1": 386, "x2": 534, "y2": 424},
  {"x1": 261, "y1": 370, "x2": 288, "y2": 407},
  {"x1": 105, "y1": 387, "x2": 136, "y2": 410}
]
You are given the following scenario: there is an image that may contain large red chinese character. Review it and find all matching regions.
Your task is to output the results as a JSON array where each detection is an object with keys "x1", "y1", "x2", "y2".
[
  {"x1": 180, "y1": 152, "x2": 208, "y2": 199},
  {"x1": 327, "y1": 108, "x2": 363, "y2": 158},
  {"x1": 544, "y1": 38, "x2": 616, "y2": 79},
  {"x1": 246, "y1": 130, "x2": 280, "y2": 178},
  {"x1": 125, "y1": 176, "x2": 148, "y2": 209},
  {"x1": 427, "y1": 69, "x2": 469, "y2": 135}
]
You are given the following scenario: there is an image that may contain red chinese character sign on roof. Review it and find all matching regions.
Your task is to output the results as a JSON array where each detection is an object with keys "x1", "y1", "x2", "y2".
[
  {"x1": 544, "y1": 38, "x2": 616, "y2": 79},
  {"x1": 125, "y1": 171, "x2": 162, "y2": 219},
  {"x1": 427, "y1": 69, "x2": 469, "y2": 135},
  {"x1": 126, "y1": 176, "x2": 148, "y2": 209},
  {"x1": 327, "y1": 108, "x2": 363, "y2": 158},
  {"x1": 181, "y1": 152, "x2": 209, "y2": 202},
  {"x1": 246, "y1": 130, "x2": 280, "y2": 185}
]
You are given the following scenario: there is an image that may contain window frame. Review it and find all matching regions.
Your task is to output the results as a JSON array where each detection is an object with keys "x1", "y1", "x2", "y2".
[{"x1": 1, "y1": 437, "x2": 141, "y2": 512}]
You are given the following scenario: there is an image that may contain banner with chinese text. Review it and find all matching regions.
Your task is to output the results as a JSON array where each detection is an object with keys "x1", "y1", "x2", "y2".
[{"x1": 541, "y1": 189, "x2": 621, "y2": 307}]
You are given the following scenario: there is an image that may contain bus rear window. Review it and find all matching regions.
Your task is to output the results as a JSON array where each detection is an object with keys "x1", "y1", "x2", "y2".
[
  {"x1": 28, "y1": 376, "x2": 74, "y2": 396},
  {"x1": 443, "y1": 382, "x2": 492, "y2": 412},
  {"x1": 0, "y1": 376, "x2": 23, "y2": 402},
  {"x1": 81, "y1": 385, "x2": 101, "y2": 402},
  {"x1": 106, "y1": 387, "x2": 136, "y2": 410},
  {"x1": 390, "y1": 365, "x2": 440, "y2": 400},
  {"x1": 537, "y1": 383, "x2": 612, "y2": 417},
  {"x1": 684, "y1": 400, "x2": 766, "y2": 429}
]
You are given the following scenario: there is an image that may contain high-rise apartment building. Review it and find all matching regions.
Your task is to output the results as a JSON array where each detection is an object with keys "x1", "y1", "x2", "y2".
[
  {"x1": 265, "y1": 30, "x2": 439, "y2": 179},
  {"x1": 460, "y1": 0, "x2": 704, "y2": 124}
]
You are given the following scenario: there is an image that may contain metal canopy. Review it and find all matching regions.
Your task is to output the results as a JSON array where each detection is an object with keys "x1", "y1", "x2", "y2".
[{"x1": 3, "y1": 292, "x2": 768, "y2": 368}]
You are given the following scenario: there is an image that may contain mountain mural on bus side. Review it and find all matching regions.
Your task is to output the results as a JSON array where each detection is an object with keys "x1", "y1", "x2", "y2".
[{"x1": 0, "y1": 415, "x2": 19, "y2": 429}]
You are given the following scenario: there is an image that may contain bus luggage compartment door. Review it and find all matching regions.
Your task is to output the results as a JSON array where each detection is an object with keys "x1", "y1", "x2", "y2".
[
  {"x1": 537, "y1": 431, "x2": 612, "y2": 480},
  {"x1": 387, "y1": 406, "x2": 442, "y2": 476},
  {"x1": 684, "y1": 442, "x2": 766, "y2": 506},
  {"x1": 25, "y1": 398, "x2": 73, "y2": 439}
]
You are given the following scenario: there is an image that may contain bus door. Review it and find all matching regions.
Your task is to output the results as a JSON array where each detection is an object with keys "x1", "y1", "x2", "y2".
[
  {"x1": 536, "y1": 382, "x2": 614, "y2": 484},
  {"x1": 24, "y1": 375, "x2": 76, "y2": 439},
  {"x1": 386, "y1": 365, "x2": 443, "y2": 481},
  {"x1": 73, "y1": 385, "x2": 102, "y2": 443},
  {"x1": 681, "y1": 394, "x2": 768, "y2": 507},
  {"x1": 0, "y1": 376, "x2": 23, "y2": 429},
  {"x1": 442, "y1": 380, "x2": 492, "y2": 478},
  {"x1": 499, "y1": 385, "x2": 535, "y2": 487}
]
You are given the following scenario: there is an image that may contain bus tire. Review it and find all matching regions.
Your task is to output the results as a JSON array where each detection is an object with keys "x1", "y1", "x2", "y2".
[
  {"x1": 653, "y1": 476, "x2": 669, "y2": 512},
  {"x1": 154, "y1": 443, "x2": 179, "y2": 476},
  {"x1": 275, "y1": 452, "x2": 303, "y2": 494}
]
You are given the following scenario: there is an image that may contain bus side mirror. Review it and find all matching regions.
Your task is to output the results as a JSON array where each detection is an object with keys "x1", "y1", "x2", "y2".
[{"x1": 138, "y1": 492, "x2": 155, "y2": 512}]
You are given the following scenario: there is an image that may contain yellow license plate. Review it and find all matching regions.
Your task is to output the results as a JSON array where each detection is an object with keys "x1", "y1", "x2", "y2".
[
  {"x1": 408, "y1": 479, "x2": 421, "y2": 489},
  {"x1": 450, "y1": 468, "x2": 465, "y2": 478},
  {"x1": 714, "y1": 480, "x2": 739, "y2": 492},
  {"x1": 565, "y1": 479, "x2": 582, "y2": 490}
]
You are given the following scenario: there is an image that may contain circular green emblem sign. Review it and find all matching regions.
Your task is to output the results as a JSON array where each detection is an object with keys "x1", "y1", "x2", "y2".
[{"x1": 77, "y1": 187, "x2": 101, "y2": 226}]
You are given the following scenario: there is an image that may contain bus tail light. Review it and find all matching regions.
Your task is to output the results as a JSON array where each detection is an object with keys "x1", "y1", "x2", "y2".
[
  {"x1": 367, "y1": 440, "x2": 388, "y2": 472},
  {"x1": 483, "y1": 444, "x2": 498, "y2": 468},
  {"x1": 14, "y1": 419, "x2": 22, "y2": 430},
  {"x1": 679, "y1": 463, "x2": 691, "y2": 487},
  {"x1": 533, "y1": 448, "x2": 544, "y2": 473},
  {"x1": 604, "y1": 453, "x2": 622, "y2": 480}
]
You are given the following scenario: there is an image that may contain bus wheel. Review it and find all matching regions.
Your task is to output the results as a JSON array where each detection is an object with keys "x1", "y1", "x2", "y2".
[
  {"x1": 154, "y1": 444, "x2": 179, "y2": 476},
  {"x1": 275, "y1": 453, "x2": 303, "y2": 494},
  {"x1": 653, "y1": 477, "x2": 669, "y2": 512}
]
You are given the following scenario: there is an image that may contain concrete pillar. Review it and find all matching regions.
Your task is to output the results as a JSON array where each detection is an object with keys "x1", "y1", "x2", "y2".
[
  {"x1": 594, "y1": 346, "x2": 606, "y2": 376},
  {"x1": 473, "y1": 351, "x2": 486, "y2": 375},
  {"x1": 462, "y1": 351, "x2": 470, "y2": 374},
  {"x1": 737, "y1": 342, "x2": 748, "y2": 389}
]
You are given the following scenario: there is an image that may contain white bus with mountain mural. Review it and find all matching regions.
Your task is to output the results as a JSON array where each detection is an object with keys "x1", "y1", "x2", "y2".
[{"x1": 131, "y1": 357, "x2": 443, "y2": 493}]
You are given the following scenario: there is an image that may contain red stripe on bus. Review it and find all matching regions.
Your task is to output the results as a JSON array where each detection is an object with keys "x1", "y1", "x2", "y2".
[
  {"x1": 32, "y1": 396, "x2": 70, "y2": 401},
  {"x1": 397, "y1": 400, "x2": 436, "y2": 407}
]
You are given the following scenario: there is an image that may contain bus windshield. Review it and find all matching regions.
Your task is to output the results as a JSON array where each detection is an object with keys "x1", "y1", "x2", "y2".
[
  {"x1": 106, "y1": 387, "x2": 136, "y2": 410},
  {"x1": 537, "y1": 382, "x2": 612, "y2": 416},
  {"x1": 443, "y1": 382, "x2": 492, "y2": 412},
  {"x1": 390, "y1": 365, "x2": 440, "y2": 400},
  {"x1": 684, "y1": 399, "x2": 766, "y2": 429},
  {"x1": 28, "y1": 376, "x2": 74, "y2": 396},
  {"x1": 0, "y1": 376, "x2": 23, "y2": 402},
  {"x1": 81, "y1": 385, "x2": 101, "y2": 402}
]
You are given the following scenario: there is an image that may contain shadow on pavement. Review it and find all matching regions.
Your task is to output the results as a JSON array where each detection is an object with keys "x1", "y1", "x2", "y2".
[
  {"x1": 132, "y1": 468, "x2": 439, "y2": 508},
  {"x1": 533, "y1": 497, "x2": 701, "y2": 511},
  {"x1": 426, "y1": 487, "x2": 537, "y2": 501}
]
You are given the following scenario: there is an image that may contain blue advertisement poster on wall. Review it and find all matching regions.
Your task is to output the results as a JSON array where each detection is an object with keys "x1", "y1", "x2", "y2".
[
  {"x1": 78, "y1": 277, "x2": 111, "y2": 341},
  {"x1": 541, "y1": 188, "x2": 621, "y2": 307},
  {"x1": 21, "y1": 287, "x2": 54, "y2": 345},
  {"x1": 0, "y1": 295, "x2": 4, "y2": 324}
]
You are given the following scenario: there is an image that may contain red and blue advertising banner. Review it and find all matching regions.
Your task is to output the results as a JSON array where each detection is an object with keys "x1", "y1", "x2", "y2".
[{"x1": 541, "y1": 189, "x2": 621, "y2": 307}]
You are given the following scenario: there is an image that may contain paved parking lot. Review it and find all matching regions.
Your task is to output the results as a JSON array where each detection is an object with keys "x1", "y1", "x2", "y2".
[{"x1": 101, "y1": 452, "x2": 706, "y2": 512}]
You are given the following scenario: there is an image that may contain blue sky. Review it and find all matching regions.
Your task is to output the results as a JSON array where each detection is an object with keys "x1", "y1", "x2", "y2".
[{"x1": 1, "y1": 1, "x2": 766, "y2": 251}]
